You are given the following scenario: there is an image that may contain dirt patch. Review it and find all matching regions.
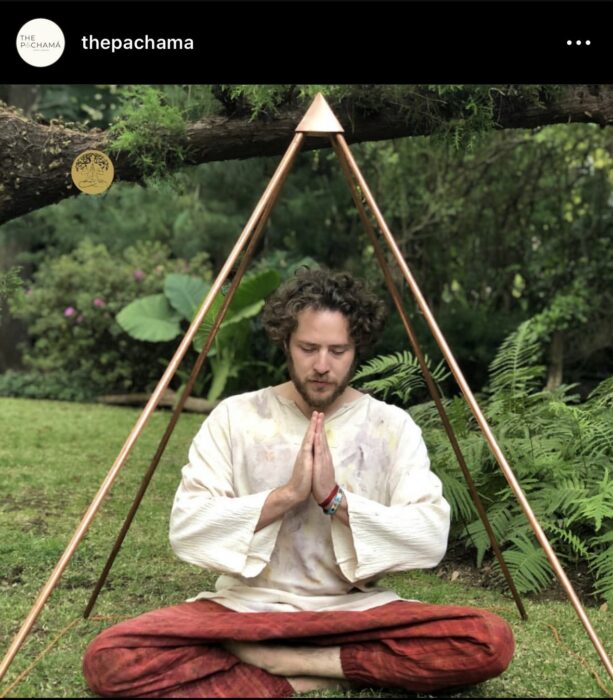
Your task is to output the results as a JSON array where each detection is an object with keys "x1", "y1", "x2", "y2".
[
  {"x1": 0, "y1": 564, "x2": 24, "y2": 588},
  {"x1": 435, "y1": 542, "x2": 604, "y2": 609}
]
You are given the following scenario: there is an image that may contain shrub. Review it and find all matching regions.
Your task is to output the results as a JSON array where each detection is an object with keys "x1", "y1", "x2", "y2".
[
  {"x1": 9, "y1": 239, "x2": 211, "y2": 397},
  {"x1": 0, "y1": 369, "x2": 94, "y2": 402}
]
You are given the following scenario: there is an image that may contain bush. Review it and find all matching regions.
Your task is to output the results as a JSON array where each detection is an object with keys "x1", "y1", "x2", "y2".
[
  {"x1": 0, "y1": 369, "x2": 94, "y2": 402},
  {"x1": 9, "y1": 239, "x2": 212, "y2": 397}
]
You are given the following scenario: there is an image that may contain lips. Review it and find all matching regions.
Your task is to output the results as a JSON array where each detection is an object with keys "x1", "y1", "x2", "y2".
[{"x1": 309, "y1": 380, "x2": 332, "y2": 388}]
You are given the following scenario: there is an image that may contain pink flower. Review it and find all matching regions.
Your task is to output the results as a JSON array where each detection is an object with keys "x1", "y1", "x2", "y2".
[
  {"x1": 133, "y1": 270, "x2": 145, "y2": 281},
  {"x1": 76, "y1": 314, "x2": 84, "y2": 324},
  {"x1": 93, "y1": 297, "x2": 106, "y2": 308},
  {"x1": 64, "y1": 306, "x2": 76, "y2": 317}
]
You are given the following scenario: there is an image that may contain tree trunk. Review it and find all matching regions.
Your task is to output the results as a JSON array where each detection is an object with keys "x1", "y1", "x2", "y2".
[{"x1": 545, "y1": 330, "x2": 565, "y2": 392}]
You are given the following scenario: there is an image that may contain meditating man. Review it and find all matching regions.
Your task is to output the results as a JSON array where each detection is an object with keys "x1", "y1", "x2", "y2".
[{"x1": 83, "y1": 268, "x2": 514, "y2": 697}]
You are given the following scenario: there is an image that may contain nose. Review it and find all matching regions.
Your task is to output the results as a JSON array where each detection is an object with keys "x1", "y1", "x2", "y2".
[{"x1": 313, "y1": 350, "x2": 330, "y2": 375}]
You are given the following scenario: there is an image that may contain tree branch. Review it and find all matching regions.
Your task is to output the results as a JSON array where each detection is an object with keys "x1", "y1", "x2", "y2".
[{"x1": 2, "y1": 85, "x2": 613, "y2": 225}]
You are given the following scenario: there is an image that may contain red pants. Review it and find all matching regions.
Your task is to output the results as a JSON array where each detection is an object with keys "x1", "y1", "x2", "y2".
[{"x1": 83, "y1": 599, "x2": 514, "y2": 697}]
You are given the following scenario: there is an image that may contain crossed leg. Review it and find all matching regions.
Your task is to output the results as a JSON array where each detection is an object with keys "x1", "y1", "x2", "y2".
[{"x1": 83, "y1": 599, "x2": 515, "y2": 697}]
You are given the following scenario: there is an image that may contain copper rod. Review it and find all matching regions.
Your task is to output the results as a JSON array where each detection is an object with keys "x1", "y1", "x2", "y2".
[
  {"x1": 0, "y1": 133, "x2": 305, "y2": 685},
  {"x1": 334, "y1": 134, "x2": 613, "y2": 680},
  {"x1": 331, "y1": 137, "x2": 527, "y2": 620},
  {"x1": 83, "y1": 152, "x2": 293, "y2": 619}
]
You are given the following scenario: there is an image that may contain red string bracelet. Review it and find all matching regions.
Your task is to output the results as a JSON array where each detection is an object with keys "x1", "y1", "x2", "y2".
[{"x1": 318, "y1": 484, "x2": 339, "y2": 509}]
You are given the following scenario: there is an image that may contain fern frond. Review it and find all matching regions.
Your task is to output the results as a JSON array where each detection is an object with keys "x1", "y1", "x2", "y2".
[
  {"x1": 567, "y1": 469, "x2": 613, "y2": 532},
  {"x1": 435, "y1": 466, "x2": 477, "y2": 523},
  {"x1": 354, "y1": 351, "x2": 414, "y2": 381},
  {"x1": 586, "y1": 376, "x2": 613, "y2": 410},
  {"x1": 355, "y1": 350, "x2": 449, "y2": 404},
  {"x1": 492, "y1": 532, "x2": 554, "y2": 593},
  {"x1": 408, "y1": 400, "x2": 444, "y2": 430},
  {"x1": 462, "y1": 503, "x2": 514, "y2": 567},
  {"x1": 548, "y1": 402, "x2": 613, "y2": 457},
  {"x1": 529, "y1": 478, "x2": 587, "y2": 519},
  {"x1": 588, "y1": 530, "x2": 613, "y2": 604},
  {"x1": 488, "y1": 320, "x2": 545, "y2": 396},
  {"x1": 542, "y1": 522, "x2": 590, "y2": 559}
]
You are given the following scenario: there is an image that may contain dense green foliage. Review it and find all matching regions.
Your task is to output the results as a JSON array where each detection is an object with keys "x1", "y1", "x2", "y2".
[
  {"x1": 0, "y1": 368, "x2": 95, "y2": 402},
  {"x1": 7, "y1": 240, "x2": 211, "y2": 397},
  {"x1": 4, "y1": 86, "x2": 611, "y2": 396},
  {"x1": 117, "y1": 268, "x2": 282, "y2": 400},
  {"x1": 356, "y1": 321, "x2": 613, "y2": 604},
  {"x1": 0, "y1": 266, "x2": 23, "y2": 313}
]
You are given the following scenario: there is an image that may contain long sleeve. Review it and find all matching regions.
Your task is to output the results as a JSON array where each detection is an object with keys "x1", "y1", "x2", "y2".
[
  {"x1": 330, "y1": 415, "x2": 450, "y2": 583},
  {"x1": 169, "y1": 402, "x2": 283, "y2": 578}
]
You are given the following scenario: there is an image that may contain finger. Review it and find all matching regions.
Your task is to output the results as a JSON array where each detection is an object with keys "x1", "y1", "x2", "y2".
[
  {"x1": 301, "y1": 412, "x2": 318, "y2": 447},
  {"x1": 314, "y1": 427, "x2": 322, "y2": 454},
  {"x1": 319, "y1": 418, "x2": 330, "y2": 449},
  {"x1": 316, "y1": 412, "x2": 325, "y2": 435}
]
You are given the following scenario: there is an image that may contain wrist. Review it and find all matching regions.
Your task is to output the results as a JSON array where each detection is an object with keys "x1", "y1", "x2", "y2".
[
  {"x1": 322, "y1": 486, "x2": 344, "y2": 516},
  {"x1": 318, "y1": 483, "x2": 339, "y2": 509},
  {"x1": 280, "y1": 484, "x2": 307, "y2": 507}
]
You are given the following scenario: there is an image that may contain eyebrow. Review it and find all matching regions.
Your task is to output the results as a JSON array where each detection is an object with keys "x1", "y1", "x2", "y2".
[{"x1": 297, "y1": 342, "x2": 353, "y2": 350}]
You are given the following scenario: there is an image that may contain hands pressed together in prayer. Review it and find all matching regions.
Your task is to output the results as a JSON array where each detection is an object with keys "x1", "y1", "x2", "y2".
[
  {"x1": 287, "y1": 411, "x2": 337, "y2": 506},
  {"x1": 255, "y1": 411, "x2": 349, "y2": 531}
]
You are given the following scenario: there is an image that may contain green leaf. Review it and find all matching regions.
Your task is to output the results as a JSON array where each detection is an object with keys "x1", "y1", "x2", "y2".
[
  {"x1": 222, "y1": 300, "x2": 265, "y2": 327},
  {"x1": 164, "y1": 273, "x2": 208, "y2": 321},
  {"x1": 192, "y1": 269, "x2": 280, "y2": 352},
  {"x1": 116, "y1": 294, "x2": 182, "y2": 342},
  {"x1": 229, "y1": 269, "x2": 280, "y2": 311},
  {"x1": 192, "y1": 294, "x2": 225, "y2": 352},
  {"x1": 207, "y1": 354, "x2": 233, "y2": 402}
]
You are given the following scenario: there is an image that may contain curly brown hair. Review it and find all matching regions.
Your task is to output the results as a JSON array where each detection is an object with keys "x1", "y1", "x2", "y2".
[{"x1": 261, "y1": 268, "x2": 387, "y2": 357}]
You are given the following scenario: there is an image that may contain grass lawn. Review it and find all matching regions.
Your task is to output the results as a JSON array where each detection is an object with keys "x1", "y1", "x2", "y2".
[{"x1": 0, "y1": 397, "x2": 611, "y2": 698}]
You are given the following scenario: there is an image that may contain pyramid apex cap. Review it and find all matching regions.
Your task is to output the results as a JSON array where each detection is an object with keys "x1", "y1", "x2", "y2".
[{"x1": 296, "y1": 93, "x2": 344, "y2": 135}]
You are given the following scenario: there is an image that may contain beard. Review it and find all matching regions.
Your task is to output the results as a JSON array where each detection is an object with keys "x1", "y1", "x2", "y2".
[{"x1": 286, "y1": 352, "x2": 357, "y2": 411}]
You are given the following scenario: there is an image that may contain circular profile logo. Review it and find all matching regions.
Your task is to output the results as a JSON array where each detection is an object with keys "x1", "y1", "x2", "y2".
[
  {"x1": 71, "y1": 151, "x2": 115, "y2": 195},
  {"x1": 16, "y1": 18, "x2": 65, "y2": 67}
]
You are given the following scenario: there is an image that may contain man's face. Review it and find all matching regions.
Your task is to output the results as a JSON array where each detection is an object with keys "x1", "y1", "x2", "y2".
[{"x1": 286, "y1": 307, "x2": 357, "y2": 411}]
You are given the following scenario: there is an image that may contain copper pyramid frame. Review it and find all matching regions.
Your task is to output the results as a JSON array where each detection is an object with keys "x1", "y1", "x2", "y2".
[{"x1": 1, "y1": 93, "x2": 611, "y2": 686}]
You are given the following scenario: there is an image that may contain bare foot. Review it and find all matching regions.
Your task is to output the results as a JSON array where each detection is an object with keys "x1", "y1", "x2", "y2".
[
  {"x1": 286, "y1": 676, "x2": 355, "y2": 693},
  {"x1": 221, "y1": 640, "x2": 344, "y2": 679}
]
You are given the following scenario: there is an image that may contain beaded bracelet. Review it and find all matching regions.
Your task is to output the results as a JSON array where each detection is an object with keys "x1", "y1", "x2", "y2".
[
  {"x1": 323, "y1": 486, "x2": 344, "y2": 516},
  {"x1": 318, "y1": 484, "x2": 339, "y2": 509}
]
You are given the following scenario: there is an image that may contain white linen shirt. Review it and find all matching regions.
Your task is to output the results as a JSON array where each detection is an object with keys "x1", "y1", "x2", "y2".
[{"x1": 169, "y1": 387, "x2": 450, "y2": 612}]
